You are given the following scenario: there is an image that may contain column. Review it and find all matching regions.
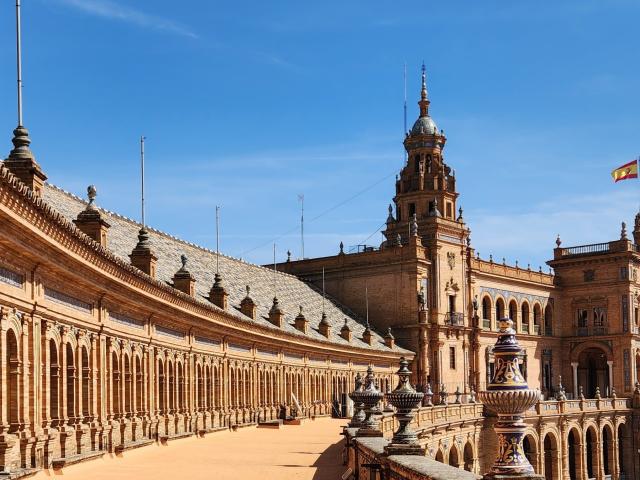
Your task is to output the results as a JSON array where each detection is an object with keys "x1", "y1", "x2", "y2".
[
  {"x1": 90, "y1": 335, "x2": 98, "y2": 421},
  {"x1": 43, "y1": 327, "x2": 51, "y2": 427},
  {"x1": 607, "y1": 360, "x2": 614, "y2": 396},
  {"x1": 1, "y1": 317, "x2": 10, "y2": 429},
  {"x1": 571, "y1": 362, "x2": 579, "y2": 399},
  {"x1": 21, "y1": 316, "x2": 30, "y2": 429},
  {"x1": 60, "y1": 333, "x2": 68, "y2": 424}
]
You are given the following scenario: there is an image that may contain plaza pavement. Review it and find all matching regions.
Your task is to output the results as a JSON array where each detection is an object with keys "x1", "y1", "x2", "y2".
[{"x1": 34, "y1": 418, "x2": 347, "y2": 480}]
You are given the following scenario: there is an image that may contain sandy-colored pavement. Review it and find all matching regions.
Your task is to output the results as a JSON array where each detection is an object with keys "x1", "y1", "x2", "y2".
[{"x1": 34, "y1": 418, "x2": 348, "y2": 480}]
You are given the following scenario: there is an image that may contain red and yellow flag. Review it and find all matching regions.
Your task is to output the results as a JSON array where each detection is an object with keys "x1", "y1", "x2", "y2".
[{"x1": 611, "y1": 159, "x2": 638, "y2": 182}]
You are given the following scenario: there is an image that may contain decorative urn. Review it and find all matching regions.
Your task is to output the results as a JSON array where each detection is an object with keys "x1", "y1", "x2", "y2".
[{"x1": 353, "y1": 366, "x2": 384, "y2": 437}]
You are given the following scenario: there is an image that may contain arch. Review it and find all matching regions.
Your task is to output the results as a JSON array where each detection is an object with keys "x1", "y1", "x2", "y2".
[
  {"x1": 495, "y1": 298, "x2": 505, "y2": 328},
  {"x1": 123, "y1": 353, "x2": 132, "y2": 415},
  {"x1": 49, "y1": 339, "x2": 60, "y2": 425},
  {"x1": 448, "y1": 444, "x2": 460, "y2": 468},
  {"x1": 134, "y1": 353, "x2": 143, "y2": 414},
  {"x1": 81, "y1": 345, "x2": 90, "y2": 419},
  {"x1": 167, "y1": 358, "x2": 174, "y2": 412},
  {"x1": 463, "y1": 441, "x2": 474, "y2": 472},
  {"x1": 157, "y1": 359, "x2": 165, "y2": 413},
  {"x1": 66, "y1": 342, "x2": 76, "y2": 422},
  {"x1": 435, "y1": 448, "x2": 444, "y2": 464},
  {"x1": 542, "y1": 432, "x2": 559, "y2": 480},
  {"x1": 508, "y1": 299, "x2": 518, "y2": 330},
  {"x1": 585, "y1": 426, "x2": 597, "y2": 479},
  {"x1": 521, "y1": 301, "x2": 530, "y2": 334},
  {"x1": 544, "y1": 304, "x2": 553, "y2": 335},
  {"x1": 481, "y1": 296, "x2": 492, "y2": 329},
  {"x1": 567, "y1": 427, "x2": 582, "y2": 480},
  {"x1": 602, "y1": 424, "x2": 613, "y2": 477},
  {"x1": 6, "y1": 328, "x2": 20, "y2": 432},
  {"x1": 618, "y1": 423, "x2": 633, "y2": 477},
  {"x1": 533, "y1": 303, "x2": 542, "y2": 334},
  {"x1": 522, "y1": 434, "x2": 537, "y2": 472},
  {"x1": 577, "y1": 347, "x2": 609, "y2": 397},
  {"x1": 111, "y1": 351, "x2": 121, "y2": 416}
]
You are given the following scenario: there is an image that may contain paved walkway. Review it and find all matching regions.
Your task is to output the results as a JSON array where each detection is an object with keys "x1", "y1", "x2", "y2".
[{"x1": 34, "y1": 418, "x2": 347, "y2": 480}]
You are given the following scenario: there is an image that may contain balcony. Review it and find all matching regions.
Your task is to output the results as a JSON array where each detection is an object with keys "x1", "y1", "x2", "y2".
[
  {"x1": 575, "y1": 326, "x2": 608, "y2": 336},
  {"x1": 445, "y1": 312, "x2": 464, "y2": 327}
]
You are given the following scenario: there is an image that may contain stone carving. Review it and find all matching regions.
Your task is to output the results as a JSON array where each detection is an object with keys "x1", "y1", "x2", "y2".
[
  {"x1": 348, "y1": 373, "x2": 366, "y2": 428},
  {"x1": 447, "y1": 252, "x2": 455, "y2": 270},
  {"x1": 352, "y1": 366, "x2": 383, "y2": 437}
]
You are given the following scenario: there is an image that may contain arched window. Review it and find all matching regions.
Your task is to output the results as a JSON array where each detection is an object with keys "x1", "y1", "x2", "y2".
[
  {"x1": 544, "y1": 304, "x2": 553, "y2": 336},
  {"x1": 482, "y1": 296, "x2": 491, "y2": 321},
  {"x1": 509, "y1": 300, "x2": 518, "y2": 329},
  {"x1": 521, "y1": 302, "x2": 530, "y2": 333},
  {"x1": 7, "y1": 329, "x2": 20, "y2": 432},
  {"x1": 533, "y1": 304, "x2": 542, "y2": 335},
  {"x1": 414, "y1": 154, "x2": 421, "y2": 173},
  {"x1": 495, "y1": 298, "x2": 505, "y2": 329}
]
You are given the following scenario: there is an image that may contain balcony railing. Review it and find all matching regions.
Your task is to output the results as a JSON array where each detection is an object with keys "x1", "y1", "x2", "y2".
[
  {"x1": 522, "y1": 323, "x2": 530, "y2": 334},
  {"x1": 575, "y1": 326, "x2": 608, "y2": 336},
  {"x1": 533, "y1": 324, "x2": 540, "y2": 335},
  {"x1": 482, "y1": 318, "x2": 491, "y2": 329},
  {"x1": 445, "y1": 312, "x2": 464, "y2": 326},
  {"x1": 559, "y1": 242, "x2": 610, "y2": 257}
]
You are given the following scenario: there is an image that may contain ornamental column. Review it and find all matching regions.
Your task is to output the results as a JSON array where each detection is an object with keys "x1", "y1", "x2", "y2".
[{"x1": 607, "y1": 360, "x2": 614, "y2": 396}]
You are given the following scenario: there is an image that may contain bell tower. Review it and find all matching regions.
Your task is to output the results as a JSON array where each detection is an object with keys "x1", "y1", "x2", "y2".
[{"x1": 383, "y1": 64, "x2": 464, "y2": 245}]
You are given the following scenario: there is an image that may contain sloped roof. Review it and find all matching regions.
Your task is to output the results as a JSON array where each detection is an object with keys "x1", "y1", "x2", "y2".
[{"x1": 43, "y1": 184, "x2": 408, "y2": 354}]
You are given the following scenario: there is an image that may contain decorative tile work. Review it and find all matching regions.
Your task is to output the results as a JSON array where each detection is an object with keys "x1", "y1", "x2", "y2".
[
  {"x1": 0, "y1": 266, "x2": 23, "y2": 288},
  {"x1": 478, "y1": 286, "x2": 549, "y2": 307},
  {"x1": 284, "y1": 352, "x2": 303, "y2": 360},
  {"x1": 257, "y1": 348, "x2": 278, "y2": 357},
  {"x1": 155, "y1": 324, "x2": 184, "y2": 340},
  {"x1": 44, "y1": 287, "x2": 92, "y2": 313},
  {"x1": 110, "y1": 311, "x2": 145, "y2": 330},
  {"x1": 624, "y1": 349, "x2": 630, "y2": 390}
]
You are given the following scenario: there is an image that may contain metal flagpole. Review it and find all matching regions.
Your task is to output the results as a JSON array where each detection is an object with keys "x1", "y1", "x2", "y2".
[
  {"x1": 140, "y1": 136, "x2": 146, "y2": 227},
  {"x1": 16, "y1": 0, "x2": 23, "y2": 126},
  {"x1": 273, "y1": 243, "x2": 277, "y2": 297},
  {"x1": 403, "y1": 62, "x2": 407, "y2": 164},
  {"x1": 322, "y1": 267, "x2": 325, "y2": 313}
]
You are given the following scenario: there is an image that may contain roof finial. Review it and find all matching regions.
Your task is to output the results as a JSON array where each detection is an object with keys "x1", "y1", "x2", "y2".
[{"x1": 418, "y1": 62, "x2": 430, "y2": 118}]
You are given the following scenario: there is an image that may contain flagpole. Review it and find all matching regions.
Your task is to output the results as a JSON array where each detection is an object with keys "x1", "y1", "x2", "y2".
[{"x1": 16, "y1": 0, "x2": 23, "y2": 126}]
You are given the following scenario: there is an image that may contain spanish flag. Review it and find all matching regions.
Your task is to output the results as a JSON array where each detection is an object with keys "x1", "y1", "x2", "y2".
[{"x1": 611, "y1": 159, "x2": 638, "y2": 182}]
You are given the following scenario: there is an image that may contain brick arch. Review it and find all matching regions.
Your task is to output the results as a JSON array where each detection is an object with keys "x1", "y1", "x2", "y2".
[{"x1": 570, "y1": 340, "x2": 613, "y2": 362}]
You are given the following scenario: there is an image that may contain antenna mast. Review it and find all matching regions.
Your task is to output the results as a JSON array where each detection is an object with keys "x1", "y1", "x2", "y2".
[
  {"x1": 215, "y1": 206, "x2": 220, "y2": 274},
  {"x1": 403, "y1": 62, "x2": 407, "y2": 162},
  {"x1": 273, "y1": 243, "x2": 277, "y2": 297},
  {"x1": 298, "y1": 194, "x2": 305, "y2": 259},
  {"x1": 322, "y1": 267, "x2": 326, "y2": 313},
  {"x1": 140, "y1": 136, "x2": 146, "y2": 227},
  {"x1": 16, "y1": 0, "x2": 23, "y2": 126}
]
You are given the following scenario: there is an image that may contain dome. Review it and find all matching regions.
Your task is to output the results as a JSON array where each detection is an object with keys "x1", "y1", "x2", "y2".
[{"x1": 411, "y1": 115, "x2": 438, "y2": 136}]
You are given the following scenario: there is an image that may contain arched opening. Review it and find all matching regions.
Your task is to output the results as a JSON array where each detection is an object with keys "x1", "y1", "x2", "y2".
[
  {"x1": 544, "y1": 304, "x2": 553, "y2": 335},
  {"x1": 123, "y1": 354, "x2": 131, "y2": 416},
  {"x1": 482, "y1": 296, "x2": 492, "y2": 329},
  {"x1": 81, "y1": 346, "x2": 90, "y2": 419},
  {"x1": 435, "y1": 448, "x2": 444, "y2": 464},
  {"x1": 602, "y1": 425, "x2": 613, "y2": 477},
  {"x1": 567, "y1": 428, "x2": 582, "y2": 480},
  {"x1": 66, "y1": 343, "x2": 76, "y2": 423},
  {"x1": 509, "y1": 300, "x2": 518, "y2": 330},
  {"x1": 521, "y1": 302, "x2": 530, "y2": 333},
  {"x1": 6, "y1": 329, "x2": 20, "y2": 432},
  {"x1": 135, "y1": 355, "x2": 143, "y2": 414},
  {"x1": 577, "y1": 347, "x2": 609, "y2": 397},
  {"x1": 196, "y1": 364, "x2": 203, "y2": 410},
  {"x1": 167, "y1": 360, "x2": 174, "y2": 412},
  {"x1": 111, "y1": 352, "x2": 120, "y2": 417},
  {"x1": 533, "y1": 303, "x2": 542, "y2": 335},
  {"x1": 618, "y1": 423, "x2": 633, "y2": 477},
  {"x1": 49, "y1": 340, "x2": 60, "y2": 425},
  {"x1": 157, "y1": 360, "x2": 165, "y2": 413},
  {"x1": 463, "y1": 442, "x2": 474, "y2": 472},
  {"x1": 542, "y1": 433, "x2": 559, "y2": 480},
  {"x1": 523, "y1": 434, "x2": 537, "y2": 472},
  {"x1": 585, "y1": 427, "x2": 597, "y2": 479},
  {"x1": 449, "y1": 445, "x2": 460, "y2": 468},
  {"x1": 495, "y1": 298, "x2": 505, "y2": 327},
  {"x1": 177, "y1": 363, "x2": 184, "y2": 412}
]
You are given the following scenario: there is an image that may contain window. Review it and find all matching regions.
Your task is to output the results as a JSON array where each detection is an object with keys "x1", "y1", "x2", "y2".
[
  {"x1": 482, "y1": 297, "x2": 491, "y2": 320},
  {"x1": 449, "y1": 347, "x2": 456, "y2": 370},
  {"x1": 414, "y1": 154, "x2": 420, "y2": 173},
  {"x1": 446, "y1": 202, "x2": 453, "y2": 219},
  {"x1": 449, "y1": 295, "x2": 456, "y2": 313},
  {"x1": 426, "y1": 154, "x2": 432, "y2": 173},
  {"x1": 593, "y1": 307, "x2": 606, "y2": 327},
  {"x1": 577, "y1": 309, "x2": 588, "y2": 327},
  {"x1": 620, "y1": 266, "x2": 629, "y2": 280},
  {"x1": 409, "y1": 203, "x2": 416, "y2": 218},
  {"x1": 420, "y1": 278, "x2": 428, "y2": 309}
]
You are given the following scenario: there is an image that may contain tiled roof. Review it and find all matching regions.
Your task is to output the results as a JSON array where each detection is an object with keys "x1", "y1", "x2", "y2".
[{"x1": 43, "y1": 184, "x2": 408, "y2": 354}]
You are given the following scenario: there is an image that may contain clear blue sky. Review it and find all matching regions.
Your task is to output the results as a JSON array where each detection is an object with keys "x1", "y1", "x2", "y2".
[{"x1": 1, "y1": 1, "x2": 639, "y2": 268}]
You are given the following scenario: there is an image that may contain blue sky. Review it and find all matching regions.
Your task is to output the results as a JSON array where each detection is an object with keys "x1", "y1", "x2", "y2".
[{"x1": 1, "y1": 1, "x2": 639, "y2": 268}]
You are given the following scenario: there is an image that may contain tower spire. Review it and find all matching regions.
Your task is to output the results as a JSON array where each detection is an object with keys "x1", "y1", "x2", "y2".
[{"x1": 418, "y1": 62, "x2": 430, "y2": 118}]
